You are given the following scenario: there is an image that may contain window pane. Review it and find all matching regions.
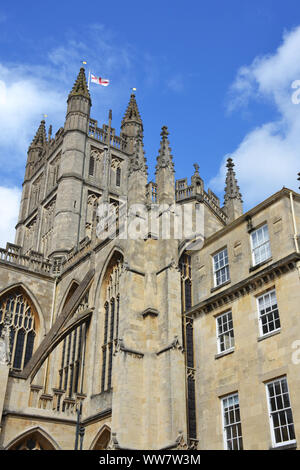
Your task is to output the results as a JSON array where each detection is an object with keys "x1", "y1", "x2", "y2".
[
  {"x1": 258, "y1": 290, "x2": 280, "y2": 336},
  {"x1": 0, "y1": 290, "x2": 36, "y2": 371},
  {"x1": 217, "y1": 312, "x2": 234, "y2": 353},
  {"x1": 222, "y1": 393, "x2": 243, "y2": 450},
  {"x1": 267, "y1": 378, "x2": 295, "y2": 446},
  {"x1": 214, "y1": 248, "x2": 230, "y2": 286},
  {"x1": 251, "y1": 225, "x2": 271, "y2": 265}
]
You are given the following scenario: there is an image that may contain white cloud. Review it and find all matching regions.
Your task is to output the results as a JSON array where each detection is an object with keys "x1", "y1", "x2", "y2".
[
  {"x1": 0, "y1": 65, "x2": 65, "y2": 157},
  {"x1": 0, "y1": 24, "x2": 183, "y2": 247},
  {"x1": 0, "y1": 27, "x2": 141, "y2": 183},
  {"x1": 210, "y1": 26, "x2": 300, "y2": 209},
  {"x1": 0, "y1": 25, "x2": 144, "y2": 247},
  {"x1": 0, "y1": 186, "x2": 21, "y2": 248}
]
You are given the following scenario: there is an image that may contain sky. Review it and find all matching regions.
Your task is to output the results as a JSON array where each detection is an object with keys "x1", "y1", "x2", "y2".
[{"x1": 0, "y1": 0, "x2": 300, "y2": 247}]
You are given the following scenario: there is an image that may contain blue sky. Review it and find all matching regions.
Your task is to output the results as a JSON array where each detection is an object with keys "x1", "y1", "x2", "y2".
[{"x1": 0, "y1": 0, "x2": 300, "y2": 245}]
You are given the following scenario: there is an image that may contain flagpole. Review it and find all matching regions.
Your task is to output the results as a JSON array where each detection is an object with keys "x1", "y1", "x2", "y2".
[{"x1": 87, "y1": 69, "x2": 91, "y2": 90}]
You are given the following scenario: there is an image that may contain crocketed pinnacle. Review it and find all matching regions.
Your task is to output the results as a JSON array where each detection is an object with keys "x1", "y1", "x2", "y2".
[
  {"x1": 121, "y1": 93, "x2": 143, "y2": 127},
  {"x1": 224, "y1": 157, "x2": 243, "y2": 202},
  {"x1": 30, "y1": 120, "x2": 47, "y2": 148},
  {"x1": 155, "y1": 126, "x2": 174, "y2": 173},
  {"x1": 129, "y1": 132, "x2": 148, "y2": 177},
  {"x1": 68, "y1": 67, "x2": 91, "y2": 101}
]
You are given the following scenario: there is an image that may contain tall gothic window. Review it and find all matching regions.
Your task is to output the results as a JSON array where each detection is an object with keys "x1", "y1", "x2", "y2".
[
  {"x1": 180, "y1": 254, "x2": 192, "y2": 312},
  {"x1": 41, "y1": 197, "x2": 56, "y2": 257},
  {"x1": 86, "y1": 192, "x2": 101, "y2": 239},
  {"x1": 24, "y1": 217, "x2": 37, "y2": 255},
  {"x1": 88, "y1": 148, "x2": 103, "y2": 180},
  {"x1": 179, "y1": 253, "x2": 197, "y2": 444},
  {"x1": 101, "y1": 255, "x2": 122, "y2": 392},
  {"x1": 89, "y1": 154, "x2": 95, "y2": 176},
  {"x1": 58, "y1": 324, "x2": 85, "y2": 405},
  {"x1": 0, "y1": 288, "x2": 36, "y2": 370},
  {"x1": 56, "y1": 286, "x2": 89, "y2": 410},
  {"x1": 116, "y1": 167, "x2": 121, "y2": 187}
]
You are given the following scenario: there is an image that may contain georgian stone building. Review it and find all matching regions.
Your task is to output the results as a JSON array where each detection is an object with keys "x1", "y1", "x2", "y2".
[{"x1": 0, "y1": 68, "x2": 299, "y2": 450}]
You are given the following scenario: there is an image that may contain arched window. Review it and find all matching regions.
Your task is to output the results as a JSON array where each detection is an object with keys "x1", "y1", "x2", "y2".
[
  {"x1": 179, "y1": 253, "x2": 197, "y2": 443},
  {"x1": 91, "y1": 426, "x2": 111, "y2": 450},
  {"x1": 180, "y1": 254, "x2": 192, "y2": 311},
  {"x1": 7, "y1": 429, "x2": 57, "y2": 450},
  {"x1": 86, "y1": 192, "x2": 100, "y2": 239},
  {"x1": 101, "y1": 254, "x2": 122, "y2": 392},
  {"x1": 89, "y1": 154, "x2": 95, "y2": 176},
  {"x1": 58, "y1": 324, "x2": 85, "y2": 406},
  {"x1": 55, "y1": 283, "x2": 88, "y2": 411},
  {"x1": 0, "y1": 288, "x2": 37, "y2": 370}
]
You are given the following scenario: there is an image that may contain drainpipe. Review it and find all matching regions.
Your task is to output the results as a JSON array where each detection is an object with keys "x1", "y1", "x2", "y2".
[
  {"x1": 290, "y1": 191, "x2": 300, "y2": 280},
  {"x1": 290, "y1": 191, "x2": 299, "y2": 253}
]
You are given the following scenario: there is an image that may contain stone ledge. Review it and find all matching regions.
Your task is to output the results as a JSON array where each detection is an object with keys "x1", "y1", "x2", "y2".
[
  {"x1": 186, "y1": 252, "x2": 300, "y2": 317},
  {"x1": 257, "y1": 329, "x2": 281, "y2": 342},
  {"x1": 215, "y1": 347, "x2": 235, "y2": 359},
  {"x1": 210, "y1": 279, "x2": 231, "y2": 293},
  {"x1": 249, "y1": 257, "x2": 272, "y2": 272},
  {"x1": 269, "y1": 441, "x2": 297, "y2": 450}
]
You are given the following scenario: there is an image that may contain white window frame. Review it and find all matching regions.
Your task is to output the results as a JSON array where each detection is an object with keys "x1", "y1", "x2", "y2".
[
  {"x1": 257, "y1": 289, "x2": 281, "y2": 337},
  {"x1": 221, "y1": 393, "x2": 243, "y2": 450},
  {"x1": 250, "y1": 224, "x2": 271, "y2": 266},
  {"x1": 213, "y1": 248, "x2": 230, "y2": 287},
  {"x1": 216, "y1": 311, "x2": 235, "y2": 354},
  {"x1": 266, "y1": 377, "x2": 296, "y2": 448}
]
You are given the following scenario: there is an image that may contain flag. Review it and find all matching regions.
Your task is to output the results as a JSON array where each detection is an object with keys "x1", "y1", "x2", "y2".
[{"x1": 91, "y1": 74, "x2": 110, "y2": 86}]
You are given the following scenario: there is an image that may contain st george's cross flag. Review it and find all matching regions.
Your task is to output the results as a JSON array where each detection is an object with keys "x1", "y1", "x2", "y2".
[{"x1": 91, "y1": 74, "x2": 110, "y2": 86}]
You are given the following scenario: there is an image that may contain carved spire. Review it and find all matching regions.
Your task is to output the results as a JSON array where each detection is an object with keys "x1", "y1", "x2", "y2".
[
  {"x1": 155, "y1": 126, "x2": 174, "y2": 173},
  {"x1": 191, "y1": 162, "x2": 204, "y2": 194},
  {"x1": 129, "y1": 132, "x2": 148, "y2": 177},
  {"x1": 30, "y1": 120, "x2": 47, "y2": 148},
  {"x1": 121, "y1": 93, "x2": 143, "y2": 128},
  {"x1": 223, "y1": 157, "x2": 243, "y2": 223},
  {"x1": 68, "y1": 67, "x2": 91, "y2": 102},
  {"x1": 224, "y1": 158, "x2": 242, "y2": 203},
  {"x1": 121, "y1": 93, "x2": 143, "y2": 152}
]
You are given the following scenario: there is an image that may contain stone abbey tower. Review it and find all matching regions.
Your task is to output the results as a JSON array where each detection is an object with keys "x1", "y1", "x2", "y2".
[{"x1": 0, "y1": 67, "x2": 300, "y2": 450}]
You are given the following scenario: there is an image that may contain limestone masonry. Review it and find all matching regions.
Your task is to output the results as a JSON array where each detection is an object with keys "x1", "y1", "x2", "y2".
[{"x1": 0, "y1": 68, "x2": 299, "y2": 450}]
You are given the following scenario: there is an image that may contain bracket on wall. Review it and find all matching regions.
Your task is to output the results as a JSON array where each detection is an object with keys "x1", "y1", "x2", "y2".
[{"x1": 142, "y1": 307, "x2": 159, "y2": 318}]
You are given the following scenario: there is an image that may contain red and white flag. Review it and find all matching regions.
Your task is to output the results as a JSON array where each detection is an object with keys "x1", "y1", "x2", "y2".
[{"x1": 91, "y1": 74, "x2": 110, "y2": 86}]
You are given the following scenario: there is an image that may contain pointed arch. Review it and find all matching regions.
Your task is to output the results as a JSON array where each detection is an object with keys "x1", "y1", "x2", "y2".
[
  {"x1": 58, "y1": 279, "x2": 80, "y2": 313},
  {"x1": 6, "y1": 426, "x2": 60, "y2": 450},
  {"x1": 179, "y1": 252, "x2": 192, "y2": 312},
  {"x1": 0, "y1": 282, "x2": 45, "y2": 336},
  {"x1": 90, "y1": 425, "x2": 111, "y2": 450},
  {"x1": 16, "y1": 269, "x2": 94, "y2": 380},
  {"x1": 93, "y1": 246, "x2": 124, "y2": 306},
  {"x1": 96, "y1": 249, "x2": 123, "y2": 393},
  {"x1": 0, "y1": 284, "x2": 43, "y2": 371}
]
